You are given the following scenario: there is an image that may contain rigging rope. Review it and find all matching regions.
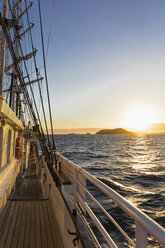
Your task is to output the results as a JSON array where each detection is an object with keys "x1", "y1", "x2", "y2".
[
  {"x1": 37, "y1": 0, "x2": 56, "y2": 150},
  {"x1": 25, "y1": 0, "x2": 50, "y2": 144},
  {"x1": 6, "y1": 0, "x2": 45, "y2": 140},
  {"x1": 8, "y1": 0, "x2": 44, "y2": 133},
  {"x1": 1, "y1": 0, "x2": 52, "y2": 160},
  {"x1": 46, "y1": 0, "x2": 55, "y2": 60}
]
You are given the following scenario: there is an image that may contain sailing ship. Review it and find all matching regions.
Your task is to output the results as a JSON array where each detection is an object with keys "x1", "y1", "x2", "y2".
[{"x1": 0, "y1": 0, "x2": 165, "y2": 247}]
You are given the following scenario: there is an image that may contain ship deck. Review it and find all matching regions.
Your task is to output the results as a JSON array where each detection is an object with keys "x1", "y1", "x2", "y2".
[{"x1": 0, "y1": 155, "x2": 63, "y2": 248}]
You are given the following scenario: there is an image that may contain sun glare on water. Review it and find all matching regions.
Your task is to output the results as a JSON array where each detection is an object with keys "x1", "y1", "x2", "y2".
[{"x1": 123, "y1": 106, "x2": 157, "y2": 131}]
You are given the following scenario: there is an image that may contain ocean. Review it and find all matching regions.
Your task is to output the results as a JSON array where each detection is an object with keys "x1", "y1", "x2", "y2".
[{"x1": 55, "y1": 134, "x2": 165, "y2": 247}]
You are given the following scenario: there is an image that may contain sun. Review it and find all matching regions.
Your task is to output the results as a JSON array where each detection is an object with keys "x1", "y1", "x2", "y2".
[{"x1": 123, "y1": 106, "x2": 157, "y2": 131}]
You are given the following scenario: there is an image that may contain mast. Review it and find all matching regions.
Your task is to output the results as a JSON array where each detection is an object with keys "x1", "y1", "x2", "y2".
[
  {"x1": 0, "y1": 0, "x2": 53, "y2": 161},
  {"x1": 0, "y1": 0, "x2": 8, "y2": 96},
  {"x1": 11, "y1": 0, "x2": 20, "y2": 111}
]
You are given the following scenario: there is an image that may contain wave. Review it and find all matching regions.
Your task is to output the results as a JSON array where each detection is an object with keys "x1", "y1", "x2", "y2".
[
  {"x1": 97, "y1": 176, "x2": 140, "y2": 196},
  {"x1": 62, "y1": 151, "x2": 109, "y2": 159},
  {"x1": 136, "y1": 174, "x2": 165, "y2": 182}
]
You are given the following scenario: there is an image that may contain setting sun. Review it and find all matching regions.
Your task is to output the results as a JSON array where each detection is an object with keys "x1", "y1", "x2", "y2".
[{"x1": 123, "y1": 106, "x2": 157, "y2": 131}]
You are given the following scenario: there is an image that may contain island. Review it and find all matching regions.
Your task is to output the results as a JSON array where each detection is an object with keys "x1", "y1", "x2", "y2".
[{"x1": 96, "y1": 128, "x2": 133, "y2": 135}]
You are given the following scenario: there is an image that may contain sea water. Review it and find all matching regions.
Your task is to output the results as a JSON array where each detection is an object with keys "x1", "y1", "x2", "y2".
[{"x1": 55, "y1": 134, "x2": 165, "y2": 247}]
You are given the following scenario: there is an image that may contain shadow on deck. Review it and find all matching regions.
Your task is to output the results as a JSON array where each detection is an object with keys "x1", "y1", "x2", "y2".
[{"x1": 0, "y1": 156, "x2": 63, "y2": 248}]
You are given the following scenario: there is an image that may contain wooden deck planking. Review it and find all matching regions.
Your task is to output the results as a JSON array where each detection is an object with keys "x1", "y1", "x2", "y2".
[
  {"x1": 9, "y1": 178, "x2": 43, "y2": 201},
  {"x1": 5, "y1": 202, "x2": 19, "y2": 248},
  {"x1": 39, "y1": 199, "x2": 48, "y2": 248},
  {"x1": 46, "y1": 200, "x2": 64, "y2": 248},
  {"x1": 24, "y1": 201, "x2": 31, "y2": 248},
  {"x1": 35, "y1": 201, "x2": 42, "y2": 248},
  {"x1": 11, "y1": 201, "x2": 24, "y2": 248},
  {"x1": 0, "y1": 158, "x2": 64, "y2": 248},
  {"x1": 42, "y1": 201, "x2": 54, "y2": 248},
  {"x1": 17, "y1": 201, "x2": 27, "y2": 248},
  {"x1": 0, "y1": 201, "x2": 63, "y2": 247},
  {"x1": 0, "y1": 201, "x2": 10, "y2": 238},
  {"x1": 30, "y1": 201, "x2": 36, "y2": 248},
  {"x1": 0, "y1": 201, "x2": 16, "y2": 247}
]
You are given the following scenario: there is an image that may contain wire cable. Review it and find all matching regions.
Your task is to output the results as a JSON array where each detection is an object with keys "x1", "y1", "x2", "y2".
[
  {"x1": 37, "y1": 0, "x2": 55, "y2": 150},
  {"x1": 25, "y1": 0, "x2": 50, "y2": 143},
  {"x1": 2, "y1": 0, "x2": 51, "y2": 158},
  {"x1": 8, "y1": 0, "x2": 44, "y2": 134},
  {"x1": 46, "y1": 0, "x2": 55, "y2": 60}
]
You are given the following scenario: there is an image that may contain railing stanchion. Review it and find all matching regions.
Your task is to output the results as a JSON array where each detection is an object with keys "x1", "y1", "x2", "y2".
[
  {"x1": 135, "y1": 221, "x2": 148, "y2": 248},
  {"x1": 73, "y1": 168, "x2": 78, "y2": 214}
]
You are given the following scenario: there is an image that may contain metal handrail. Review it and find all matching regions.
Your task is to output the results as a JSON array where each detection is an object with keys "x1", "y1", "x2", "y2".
[
  {"x1": 76, "y1": 191, "x2": 117, "y2": 248},
  {"x1": 56, "y1": 152, "x2": 165, "y2": 247},
  {"x1": 74, "y1": 175, "x2": 135, "y2": 247}
]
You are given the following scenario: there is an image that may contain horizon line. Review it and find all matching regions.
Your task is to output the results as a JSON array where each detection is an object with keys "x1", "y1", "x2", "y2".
[{"x1": 43, "y1": 124, "x2": 165, "y2": 134}]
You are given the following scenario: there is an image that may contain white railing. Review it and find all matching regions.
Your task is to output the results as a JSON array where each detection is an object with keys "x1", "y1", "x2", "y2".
[{"x1": 55, "y1": 152, "x2": 165, "y2": 248}]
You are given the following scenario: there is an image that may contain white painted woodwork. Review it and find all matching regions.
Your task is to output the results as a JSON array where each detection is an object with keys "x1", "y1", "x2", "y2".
[
  {"x1": 0, "y1": 98, "x2": 24, "y2": 130},
  {"x1": 136, "y1": 221, "x2": 148, "y2": 248},
  {"x1": 40, "y1": 158, "x2": 83, "y2": 248}
]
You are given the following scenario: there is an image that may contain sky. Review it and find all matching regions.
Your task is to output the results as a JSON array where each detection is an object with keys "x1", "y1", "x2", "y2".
[{"x1": 31, "y1": 0, "x2": 165, "y2": 133}]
